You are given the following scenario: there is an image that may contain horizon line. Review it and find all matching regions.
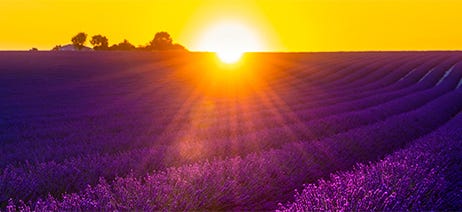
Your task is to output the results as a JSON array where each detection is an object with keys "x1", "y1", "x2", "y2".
[{"x1": 1, "y1": 50, "x2": 462, "y2": 53}]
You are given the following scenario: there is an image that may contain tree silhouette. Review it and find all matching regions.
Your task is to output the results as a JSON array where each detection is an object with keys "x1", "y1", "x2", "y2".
[
  {"x1": 90, "y1": 35, "x2": 109, "y2": 50},
  {"x1": 71, "y1": 32, "x2": 87, "y2": 50},
  {"x1": 66, "y1": 31, "x2": 186, "y2": 51},
  {"x1": 150, "y1": 32, "x2": 173, "y2": 50},
  {"x1": 109, "y1": 39, "x2": 136, "y2": 51}
]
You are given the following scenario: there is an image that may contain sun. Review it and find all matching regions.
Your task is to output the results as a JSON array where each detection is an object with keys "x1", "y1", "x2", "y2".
[
  {"x1": 195, "y1": 21, "x2": 263, "y2": 63},
  {"x1": 216, "y1": 49, "x2": 243, "y2": 64}
]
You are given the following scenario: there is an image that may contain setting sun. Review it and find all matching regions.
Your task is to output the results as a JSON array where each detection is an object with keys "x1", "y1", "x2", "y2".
[{"x1": 195, "y1": 21, "x2": 263, "y2": 63}]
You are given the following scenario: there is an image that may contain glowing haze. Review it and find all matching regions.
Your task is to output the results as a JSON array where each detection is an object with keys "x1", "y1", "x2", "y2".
[{"x1": 1, "y1": 0, "x2": 462, "y2": 51}]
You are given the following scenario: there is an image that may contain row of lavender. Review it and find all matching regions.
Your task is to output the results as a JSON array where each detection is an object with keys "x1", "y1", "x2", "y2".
[
  {"x1": 279, "y1": 104, "x2": 462, "y2": 211},
  {"x1": 0, "y1": 53, "x2": 453, "y2": 204},
  {"x1": 3, "y1": 53, "x2": 462, "y2": 210}
]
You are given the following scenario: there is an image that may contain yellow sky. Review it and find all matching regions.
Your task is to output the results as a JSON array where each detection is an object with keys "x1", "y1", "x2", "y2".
[{"x1": 1, "y1": 0, "x2": 462, "y2": 51}]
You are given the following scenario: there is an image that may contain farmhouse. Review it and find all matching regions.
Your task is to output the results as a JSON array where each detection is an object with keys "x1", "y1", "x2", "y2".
[{"x1": 53, "y1": 44, "x2": 93, "y2": 51}]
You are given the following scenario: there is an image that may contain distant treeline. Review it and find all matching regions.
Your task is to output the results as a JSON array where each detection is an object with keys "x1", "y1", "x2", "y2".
[{"x1": 52, "y1": 32, "x2": 186, "y2": 51}]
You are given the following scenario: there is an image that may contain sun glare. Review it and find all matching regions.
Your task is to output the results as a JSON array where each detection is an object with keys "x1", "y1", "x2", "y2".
[
  {"x1": 195, "y1": 21, "x2": 263, "y2": 63},
  {"x1": 217, "y1": 50, "x2": 243, "y2": 64}
]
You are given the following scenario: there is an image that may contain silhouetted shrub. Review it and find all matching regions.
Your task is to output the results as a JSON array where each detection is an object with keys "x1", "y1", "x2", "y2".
[
  {"x1": 109, "y1": 39, "x2": 136, "y2": 51},
  {"x1": 71, "y1": 32, "x2": 87, "y2": 50},
  {"x1": 150, "y1": 32, "x2": 173, "y2": 50},
  {"x1": 90, "y1": 35, "x2": 109, "y2": 50},
  {"x1": 148, "y1": 32, "x2": 186, "y2": 51}
]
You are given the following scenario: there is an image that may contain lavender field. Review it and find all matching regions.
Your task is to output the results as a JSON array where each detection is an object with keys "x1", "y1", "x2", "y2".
[{"x1": 1, "y1": 51, "x2": 462, "y2": 210}]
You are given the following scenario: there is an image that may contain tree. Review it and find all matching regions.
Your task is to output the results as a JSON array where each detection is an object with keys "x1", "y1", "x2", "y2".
[
  {"x1": 109, "y1": 39, "x2": 136, "y2": 51},
  {"x1": 71, "y1": 32, "x2": 87, "y2": 50},
  {"x1": 150, "y1": 31, "x2": 173, "y2": 50},
  {"x1": 90, "y1": 35, "x2": 109, "y2": 50}
]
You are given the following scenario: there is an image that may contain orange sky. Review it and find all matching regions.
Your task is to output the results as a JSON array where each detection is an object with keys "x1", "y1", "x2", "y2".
[{"x1": 1, "y1": 0, "x2": 462, "y2": 51}]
